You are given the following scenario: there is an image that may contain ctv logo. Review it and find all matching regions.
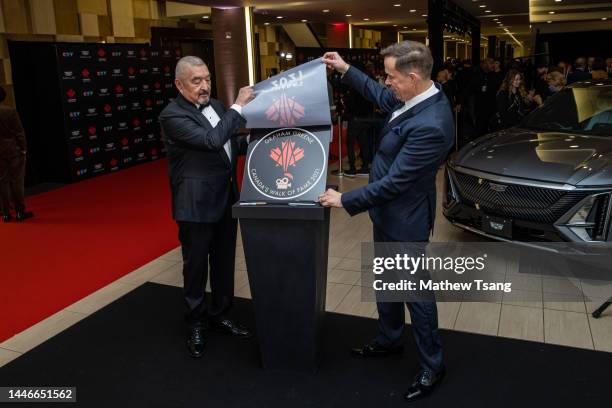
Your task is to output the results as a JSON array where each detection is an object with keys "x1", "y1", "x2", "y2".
[
  {"x1": 155, "y1": 99, "x2": 164, "y2": 106},
  {"x1": 112, "y1": 51, "x2": 122, "y2": 57},
  {"x1": 123, "y1": 157, "x2": 133, "y2": 164},
  {"x1": 151, "y1": 51, "x2": 160, "y2": 57},
  {"x1": 139, "y1": 68, "x2": 149, "y2": 75},
  {"x1": 133, "y1": 137, "x2": 143, "y2": 144},
  {"x1": 76, "y1": 169, "x2": 88, "y2": 176},
  {"x1": 69, "y1": 111, "x2": 80, "y2": 118},
  {"x1": 103, "y1": 125, "x2": 113, "y2": 132},
  {"x1": 62, "y1": 51, "x2": 74, "y2": 57},
  {"x1": 116, "y1": 104, "x2": 127, "y2": 111},
  {"x1": 145, "y1": 118, "x2": 154, "y2": 125},
  {"x1": 128, "y1": 86, "x2": 138, "y2": 93},
  {"x1": 82, "y1": 90, "x2": 94, "y2": 97},
  {"x1": 164, "y1": 83, "x2": 173, "y2": 90},
  {"x1": 89, "y1": 147, "x2": 100, "y2": 154},
  {"x1": 96, "y1": 70, "x2": 108, "y2": 77}
]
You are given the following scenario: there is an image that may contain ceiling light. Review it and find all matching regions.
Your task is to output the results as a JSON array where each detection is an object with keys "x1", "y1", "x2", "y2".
[
  {"x1": 485, "y1": 10, "x2": 491, "y2": 13},
  {"x1": 264, "y1": 22, "x2": 270, "y2": 25},
  {"x1": 393, "y1": 24, "x2": 398, "y2": 26},
  {"x1": 412, "y1": 28, "x2": 417, "y2": 31},
  {"x1": 301, "y1": 19, "x2": 307, "y2": 22},
  {"x1": 410, "y1": 9, "x2": 416, "y2": 13},
  {"x1": 602, "y1": 17, "x2": 608, "y2": 20},
  {"x1": 547, "y1": 20, "x2": 552, "y2": 23},
  {"x1": 493, "y1": 18, "x2": 498, "y2": 20},
  {"x1": 393, "y1": 3, "x2": 402, "y2": 6},
  {"x1": 345, "y1": 14, "x2": 352, "y2": 17},
  {"x1": 322, "y1": 9, "x2": 329, "y2": 13},
  {"x1": 422, "y1": 14, "x2": 427, "y2": 17},
  {"x1": 363, "y1": 18, "x2": 370, "y2": 21},
  {"x1": 201, "y1": 15, "x2": 209, "y2": 19},
  {"x1": 277, "y1": 16, "x2": 283, "y2": 19},
  {"x1": 403, "y1": 26, "x2": 408, "y2": 28},
  {"x1": 555, "y1": 0, "x2": 562, "y2": 2},
  {"x1": 479, "y1": 4, "x2": 486, "y2": 7},
  {"x1": 548, "y1": 11, "x2": 555, "y2": 14}
]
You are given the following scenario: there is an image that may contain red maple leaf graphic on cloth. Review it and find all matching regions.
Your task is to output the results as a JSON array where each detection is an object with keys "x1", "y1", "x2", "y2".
[
  {"x1": 265, "y1": 94, "x2": 305, "y2": 126},
  {"x1": 269, "y1": 139, "x2": 305, "y2": 180}
]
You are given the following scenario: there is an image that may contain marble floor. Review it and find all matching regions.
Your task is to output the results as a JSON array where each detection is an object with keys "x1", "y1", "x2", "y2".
[{"x1": 1, "y1": 168, "x2": 611, "y2": 368}]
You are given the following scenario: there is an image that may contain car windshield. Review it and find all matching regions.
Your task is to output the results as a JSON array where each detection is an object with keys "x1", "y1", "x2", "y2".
[{"x1": 520, "y1": 84, "x2": 612, "y2": 136}]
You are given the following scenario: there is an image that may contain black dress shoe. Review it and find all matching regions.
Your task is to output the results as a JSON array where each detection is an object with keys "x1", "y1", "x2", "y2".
[
  {"x1": 15, "y1": 211, "x2": 33, "y2": 222},
  {"x1": 210, "y1": 319, "x2": 252, "y2": 338},
  {"x1": 2, "y1": 214, "x2": 11, "y2": 223},
  {"x1": 186, "y1": 327, "x2": 206, "y2": 358},
  {"x1": 350, "y1": 341, "x2": 403, "y2": 358},
  {"x1": 404, "y1": 367, "x2": 446, "y2": 402}
]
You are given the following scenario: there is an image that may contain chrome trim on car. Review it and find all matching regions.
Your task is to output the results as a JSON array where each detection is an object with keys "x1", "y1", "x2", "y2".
[
  {"x1": 451, "y1": 222, "x2": 562, "y2": 252},
  {"x1": 452, "y1": 165, "x2": 611, "y2": 192}
]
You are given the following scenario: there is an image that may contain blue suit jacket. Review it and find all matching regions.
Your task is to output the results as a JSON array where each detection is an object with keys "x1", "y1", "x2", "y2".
[{"x1": 340, "y1": 67, "x2": 455, "y2": 241}]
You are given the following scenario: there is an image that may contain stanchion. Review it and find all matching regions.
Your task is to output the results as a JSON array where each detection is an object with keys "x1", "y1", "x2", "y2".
[{"x1": 331, "y1": 115, "x2": 344, "y2": 177}]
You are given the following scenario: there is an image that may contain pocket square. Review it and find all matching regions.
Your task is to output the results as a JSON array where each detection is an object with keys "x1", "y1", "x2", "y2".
[{"x1": 392, "y1": 125, "x2": 402, "y2": 136}]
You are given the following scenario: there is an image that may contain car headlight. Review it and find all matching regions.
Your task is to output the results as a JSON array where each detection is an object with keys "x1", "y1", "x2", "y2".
[{"x1": 564, "y1": 192, "x2": 611, "y2": 241}]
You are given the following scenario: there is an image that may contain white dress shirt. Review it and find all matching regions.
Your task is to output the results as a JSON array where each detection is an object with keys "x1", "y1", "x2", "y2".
[
  {"x1": 389, "y1": 81, "x2": 439, "y2": 122},
  {"x1": 197, "y1": 103, "x2": 243, "y2": 163}
]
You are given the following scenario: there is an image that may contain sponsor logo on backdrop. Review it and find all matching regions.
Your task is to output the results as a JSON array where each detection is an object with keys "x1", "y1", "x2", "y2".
[
  {"x1": 115, "y1": 84, "x2": 125, "y2": 97},
  {"x1": 93, "y1": 162, "x2": 105, "y2": 173},
  {"x1": 155, "y1": 99, "x2": 165, "y2": 107},
  {"x1": 70, "y1": 129, "x2": 82, "y2": 140},
  {"x1": 144, "y1": 118, "x2": 154, "y2": 126},
  {"x1": 132, "y1": 118, "x2": 141, "y2": 130},
  {"x1": 88, "y1": 126, "x2": 97, "y2": 136},
  {"x1": 121, "y1": 138, "x2": 130, "y2": 149},
  {"x1": 127, "y1": 66, "x2": 136, "y2": 77},
  {"x1": 127, "y1": 50, "x2": 136, "y2": 59},
  {"x1": 97, "y1": 48, "x2": 106, "y2": 59},
  {"x1": 112, "y1": 50, "x2": 122, "y2": 58},
  {"x1": 116, "y1": 104, "x2": 127, "y2": 111},
  {"x1": 146, "y1": 132, "x2": 155, "y2": 141},
  {"x1": 123, "y1": 156, "x2": 133, "y2": 164},
  {"x1": 151, "y1": 50, "x2": 160, "y2": 57},
  {"x1": 103, "y1": 104, "x2": 112, "y2": 116},
  {"x1": 62, "y1": 51, "x2": 74, "y2": 58},
  {"x1": 118, "y1": 121, "x2": 128, "y2": 131},
  {"x1": 110, "y1": 158, "x2": 119, "y2": 171},
  {"x1": 96, "y1": 69, "x2": 108, "y2": 78},
  {"x1": 153, "y1": 82, "x2": 161, "y2": 92},
  {"x1": 112, "y1": 68, "x2": 123, "y2": 77},
  {"x1": 85, "y1": 107, "x2": 98, "y2": 117},
  {"x1": 163, "y1": 66, "x2": 171, "y2": 76},
  {"x1": 163, "y1": 50, "x2": 171, "y2": 58},
  {"x1": 134, "y1": 136, "x2": 143, "y2": 144},
  {"x1": 69, "y1": 111, "x2": 80, "y2": 119},
  {"x1": 76, "y1": 169, "x2": 87, "y2": 177},
  {"x1": 81, "y1": 68, "x2": 91, "y2": 83},
  {"x1": 79, "y1": 50, "x2": 92, "y2": 60},
  {"x1": 83, "y1": 90, "x2": 94, "y2": 97},
  {"x1": 62, "y1": 70, "x2": 75, "y2": 80},
  {"x1": 131, "y1": 102, "x2": 141, "y2": 111},
  {"x1": 66, "y1": 88, "x2": 77, "y2": 103},
  {"x1": 139, "y1": 48, "x2": 147, "y2": 58},
  {"x1": 139, "y1": 67, "x2": 149, "y2": 75},
  {"x1": 142, "y1": 84, "x2": 151, "y2": 93},
  {"x1": 105, "y1": 142, "x2": 116, "y2": 152},
  {"x1": 89, "y1": 146, "x2": 100, "y2": 155},
  {"x1": 99, "y1": 87, "x2": 110, "y2": 97},
  {"x1": 74, "y1": 147, "x2": 84, "y2": 161},
  {"x1": 145, "y1": 99, "x2": 153, "y2": 109},
  {"x1": 151, "y1": 67, "x2": 160, "y2": 75},
  {"x1": 164, "y1": 83, "x2": 173, "y2": 91},
  {"x1": 137, "y1": 152, "x2": 146, "y2": 161},
  {"x1": 128, "y1": 86, "x2": 139, "y2": 93},
  {"x1": 247, "y1": 128, "x2": 325, "y2": 200},
  {"x1": 103, "y1": 125, "x2": 113, "y2": 133},
  {"x1": 151, "y1": 148, "x2": 159, "y2": 159}
]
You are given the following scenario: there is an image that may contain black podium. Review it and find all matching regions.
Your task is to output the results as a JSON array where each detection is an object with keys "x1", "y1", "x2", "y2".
[{"x1": 233, "y1": 204, "x2": 330, "y2": 372}]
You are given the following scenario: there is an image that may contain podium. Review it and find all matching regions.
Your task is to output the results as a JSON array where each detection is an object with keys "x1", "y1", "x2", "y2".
[{"x1": 233, "y1": 204, "x2": 330, "y2": 372}]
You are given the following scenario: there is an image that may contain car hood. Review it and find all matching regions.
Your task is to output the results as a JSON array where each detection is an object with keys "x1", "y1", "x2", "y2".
[{"x1": 453, "y1": 129, "x2": 612, "y2": 187}]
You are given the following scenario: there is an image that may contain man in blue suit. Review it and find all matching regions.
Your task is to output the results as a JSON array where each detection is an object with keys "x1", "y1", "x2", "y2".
[{"x1": 320, "y1": 41, "x2": 454, "y2": 402}]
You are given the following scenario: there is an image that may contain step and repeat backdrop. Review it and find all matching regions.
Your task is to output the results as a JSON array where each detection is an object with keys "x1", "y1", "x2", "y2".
[{"x1": 57, "y1": 44, "x2": 181, "y2": 181}]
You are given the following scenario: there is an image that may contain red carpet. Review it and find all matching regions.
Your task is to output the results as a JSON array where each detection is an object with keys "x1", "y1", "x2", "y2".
[{"x1": 0, "y1": 159, "x2": 179, "y2": 342}]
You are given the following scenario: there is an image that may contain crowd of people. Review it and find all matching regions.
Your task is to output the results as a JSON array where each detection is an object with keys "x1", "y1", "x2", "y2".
[
  {"x1": 335, "y1": 54, "x2": 612, "y2": 175},
  {"x1": 436, "y1": 55, "x2": 612, "y2": 147}
]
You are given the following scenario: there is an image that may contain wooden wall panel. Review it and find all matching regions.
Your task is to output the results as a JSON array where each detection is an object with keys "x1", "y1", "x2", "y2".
[
  {"x1": 110, "y1": 0, "x2": 135, "y2": 38},
  {"x1": 80, "y1": 12, "x2": 99, "y2": 36},
  {"x1": 76, "y1": 0, "x2": 107, "y2": 15},
  {"x1": 30, "y1": 0, "x2": 57, "y2": 35},
  {"x1": 2, "y1": 0, "x2": 30, "y2": 34},
  {"x1": 54, "y1": 0, "x2": 80, "y2": 35}
]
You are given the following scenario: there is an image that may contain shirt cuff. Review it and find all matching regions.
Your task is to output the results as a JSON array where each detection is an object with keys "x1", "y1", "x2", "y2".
[
  {"x1": 340, "y1": 65, "x2": 351, "y2": 79},
  {"x1": 230, "y1": 104, "x2": 243, "y2": 116}
]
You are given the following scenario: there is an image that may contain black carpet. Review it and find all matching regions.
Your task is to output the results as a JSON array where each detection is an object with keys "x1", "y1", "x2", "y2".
[{"x1": 1, "y1": 282, "x2": 610, "y2": 408}]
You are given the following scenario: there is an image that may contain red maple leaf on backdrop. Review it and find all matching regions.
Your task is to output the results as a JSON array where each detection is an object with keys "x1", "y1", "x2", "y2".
[
  {"x1": 265, "y1": 94, "x2": 305, "y2": 126},
  {"x1": 269, "y1": 139, "x2": 304, "y2": 180}
]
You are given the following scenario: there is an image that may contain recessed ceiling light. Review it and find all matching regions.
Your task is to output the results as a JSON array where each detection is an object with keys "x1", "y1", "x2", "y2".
[
  {"x1": 363, "y1": 18, "x2": 370, "y2": 21},
  {"x1": 548, "y1": 11, "x2": 555, "y2": 14},
  {"x1": 493, "y1": 18, "x2": 498, "y2": 20},
  {"x1": 422, "y1": 14, "x2": 427, "y2": 17},
  {"x1": 322, "y1": 9, "x2": 329, "y2": 13},
  {"x1": 555, "y1": 0, "x2": 562, "y2": 2},
  {"x1": 479, "y1": 4, "x2": 486, "y2": 7},
  {"x1": 393, "y1": 24, "x2": 398, "y2": 26},
  {"x1": 264, "y1": 22, "x2": 270, "y2": 25},
  {"x1": 301, "y1": 19, "x2": 307, "y2": 22},
  {"x1": 409, "y1": 9, "x2": 416, "y2": 13},
  {"x1": 485, "y1": 10, "x2": 491, "y2": 13},
  {"x1": 345, "y1": 14, "x2": 352, "y2": 17},
  {"x1": 277, "y1": 16, "x2": 283, "y2": 19},
  {"x1": 394, "y1": 3, "x2": 402, "y2": 7},
  {"x1": 602, "y1": 17, "x2": 608, "y2": 20},
  {"x1": 547, "y1": 20, "x2": 552, "y2": 23},
  {"x1": 403, "y1": 26, "x2": 408, "y2": 28},
  {"x1": 412, "y1": 28, "x2": 417, "y2": 31},
  {"x1": 201, "y1": 15, "x2": 209, "y2": 19}
]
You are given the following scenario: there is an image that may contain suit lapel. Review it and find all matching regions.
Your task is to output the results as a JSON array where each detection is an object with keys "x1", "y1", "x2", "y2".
[
  {"x1": 209, "y1": 99, "x2": 232, "y2": 168},
  {"x1": 380, "y1": 89, "x2": 444, "y2": 135}
]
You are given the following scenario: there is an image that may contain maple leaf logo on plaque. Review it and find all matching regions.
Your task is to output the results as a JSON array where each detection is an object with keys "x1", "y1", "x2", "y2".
[
  {"x1": 265, "y1": 94, "x2": 305, "y2": 126},
  {"x1": 269, "y1": 139, "x2": 304, "y2": 188}
]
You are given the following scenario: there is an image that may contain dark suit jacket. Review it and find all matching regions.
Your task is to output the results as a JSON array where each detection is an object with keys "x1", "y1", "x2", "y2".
[
  {"x1": 340, "y1": 67, "x2": 455, "y2": 241},
  {"x1": 159, "y1": 93, "x2": 246, "y2": 223},
  {"x1": 0, "y1": 105, "x2": 26, "y2": 159}
]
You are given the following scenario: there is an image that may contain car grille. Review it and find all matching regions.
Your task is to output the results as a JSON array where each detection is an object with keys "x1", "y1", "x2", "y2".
[{"x1": 450, "y1": 170, "x2": 590, "y2": 223}]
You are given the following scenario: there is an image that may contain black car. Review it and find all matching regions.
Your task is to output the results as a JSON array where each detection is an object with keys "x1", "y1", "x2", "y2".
[{"x1": 444, "y1": 79, "x2": 612, "y2": 244}]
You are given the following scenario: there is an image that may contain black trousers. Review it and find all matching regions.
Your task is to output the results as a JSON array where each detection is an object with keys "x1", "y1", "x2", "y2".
[
  {"x1": 346, "y1": 118, "x2": 372, "y2": 170},
  {"x1": 0, "y1": 155, "x2": 26, "y2": 215},
  {"x1": 373, "y1": 226, "x2": 444, "y2": 374},
  {"x1": 177, "y1": 201, "x2": 238, "y2": 329}
]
